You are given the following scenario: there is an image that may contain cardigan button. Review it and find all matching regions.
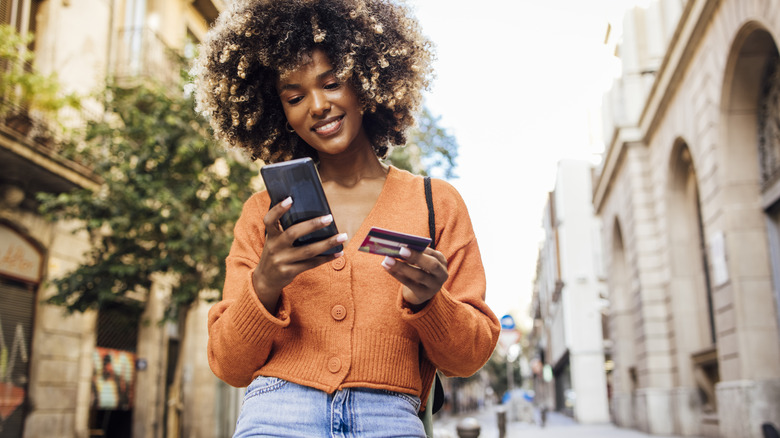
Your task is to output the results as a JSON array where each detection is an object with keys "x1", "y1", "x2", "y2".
[
  {"x1": 328, "y1": 357, "x2": 342, "y2": 373},
  {"x1": 331, "y1": 305, "x2": 347, "y2": 321},
  {"x1": 332, "y1": 257, "x2": 346, "y2": 270}
]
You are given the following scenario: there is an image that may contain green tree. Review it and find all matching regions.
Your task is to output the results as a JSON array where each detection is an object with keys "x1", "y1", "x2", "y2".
[
  {"x1": 386, "y1": 106, "x2": 458, "y2": 179},
  {"x1": 37, "y1": 75, "x2": 259, "y2": 436},
  {"x1": 483, "y1": 349, "x2": 523, "y2": 402},
  {"x1": 37, "y1": 77, "x2": 258, "y2": 317},
  {"x1": 0, "y1": 25, "x2": 78, "y2": 118}
]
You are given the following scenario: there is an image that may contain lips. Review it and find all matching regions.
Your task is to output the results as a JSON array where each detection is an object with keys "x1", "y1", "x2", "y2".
[{"x1": 311, "y1": 115, "x2": 344, "y2": 136}]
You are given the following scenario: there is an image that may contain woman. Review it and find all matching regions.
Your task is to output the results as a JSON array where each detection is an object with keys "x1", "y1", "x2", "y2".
[{"x1": 194, "y1": 1, "x2": 500, "y2": 436}]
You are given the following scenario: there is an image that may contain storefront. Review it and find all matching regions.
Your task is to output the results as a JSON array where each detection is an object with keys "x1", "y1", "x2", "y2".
[{"x1": 0, "y1": 222, "x2": 43, "y2": 437}]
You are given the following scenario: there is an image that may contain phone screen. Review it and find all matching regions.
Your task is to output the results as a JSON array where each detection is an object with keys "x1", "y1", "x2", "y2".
[{"x1": 261, "y1": 157, "x2": 342, "y2": 254}]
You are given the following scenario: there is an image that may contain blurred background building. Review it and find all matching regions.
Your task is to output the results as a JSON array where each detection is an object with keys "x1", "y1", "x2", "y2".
[
  {"x1": 0, "y1": 0, "x2": 235, "y2": 437},
  {"x1": 594, "y1": 0, "x2": 780, "y2": 437},
  {"x1": 530, "y1": 159, "x2": 610, "y2": 424}
]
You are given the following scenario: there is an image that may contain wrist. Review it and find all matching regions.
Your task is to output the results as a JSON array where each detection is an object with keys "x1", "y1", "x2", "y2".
[
  {"x1": 402, "y1": 299, "x2": 429, "y2": 313},
  {"x1": 252, "y1": 267, "x2": 281, "y2": 312}
]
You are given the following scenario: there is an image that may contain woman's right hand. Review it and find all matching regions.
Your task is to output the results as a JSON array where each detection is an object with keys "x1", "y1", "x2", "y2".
[{"x1": 252, "y1": 197, "x2": 347, "y2": 312}]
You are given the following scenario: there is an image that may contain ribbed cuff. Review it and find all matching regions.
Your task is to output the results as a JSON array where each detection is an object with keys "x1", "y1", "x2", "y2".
[
  {"x1": 400, "y1": 287, "x2": 458, "y2": 343},
  {"x1": 231, "y1": 271, "x2": 290, "y2": 346}
]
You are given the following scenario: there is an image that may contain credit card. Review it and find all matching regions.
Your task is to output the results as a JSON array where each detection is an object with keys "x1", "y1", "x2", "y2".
[{"x1": 358, "y1": 227, "x2": 432, "y2": 257}]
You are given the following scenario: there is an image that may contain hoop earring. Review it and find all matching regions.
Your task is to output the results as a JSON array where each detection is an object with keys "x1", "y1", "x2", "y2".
[{"x1": 286, "y1": 122, "x2": 296, "y2": 134}]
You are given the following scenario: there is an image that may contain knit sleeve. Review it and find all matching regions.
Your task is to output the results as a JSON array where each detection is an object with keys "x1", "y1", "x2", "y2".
[
  {"x1": 206, "y1": 192, "x2": 291, "y2": 388},
  {"x1": 399, "y1": 179, "x2": 500, "y2": 377}
]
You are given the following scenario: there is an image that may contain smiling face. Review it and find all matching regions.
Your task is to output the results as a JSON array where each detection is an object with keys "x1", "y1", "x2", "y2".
[{"x1": 277, "y1": 49, "x2": 372, "y2": 158}]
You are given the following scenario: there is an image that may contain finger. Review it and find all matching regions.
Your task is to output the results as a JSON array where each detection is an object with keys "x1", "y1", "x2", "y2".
[
  {"x1": 382, "y1": 261, "x2": 435, "y2": 306},
  {"x1": 291, "y1": 250, "x2": 344, "y2": 272},
  {"x1": 263, "y1": 197, "x2": 293, "y2": 235},
  {"x1": 283, "y1": 214, "x2": 339, "y2": 246},
  {"x1": 258, "y1": 235, "x2": 345, "y2": 286},
  {"x1": 382, "y1": 256, "x2": 438, "y2": 290},
  {"x1": 289, "y1": 232, "x2": 348, "y2": 262},
  {"x1": 423, "y1": 247, "x2": 448, "y2": 266},
  {"x1": 397, "y1": 247, "x2": 447, "y2": 276}
]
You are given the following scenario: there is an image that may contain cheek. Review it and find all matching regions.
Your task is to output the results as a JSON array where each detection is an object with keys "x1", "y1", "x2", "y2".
[
  {"x1": 346, "y1": 91, "x2": 362, "y2": 110},
  {"x1": 283, "y1": 107, "x2": 305, "y2": 126}
]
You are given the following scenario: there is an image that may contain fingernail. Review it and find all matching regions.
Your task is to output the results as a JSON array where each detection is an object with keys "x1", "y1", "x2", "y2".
[
  {"x1": 382, "y1": 256, "x2": 396, "y2": 269},
  {"x1": 281, "y1": 197, "x2": 293, "y2": 207},
  {"x1": 399, "y1": 247, "x2": 411, "y2": 258},
  {"x1": 336, "y1": 233, "x2": 348, "y2": 243},
  {"x1": 321, "y1": 214, "x2": 333, "y2": 224},
  {"x1": 334, "y1": 251, "x2": 344, "y2": 258}
]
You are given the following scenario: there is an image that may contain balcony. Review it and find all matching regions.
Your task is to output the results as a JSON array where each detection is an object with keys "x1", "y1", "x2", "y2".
[
  {"x1": 192, "y1": 0, "x2": 224, "y2": 24},
  {"x1": 113, "y1": 26, "x2": 185, "y2": 88},
  {"x1": 0, "y1": 98, "x2": 100, "y2": 199}
]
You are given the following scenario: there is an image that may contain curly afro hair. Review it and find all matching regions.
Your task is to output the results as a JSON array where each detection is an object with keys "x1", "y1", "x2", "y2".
[{"x1": 192, "y1": 0, "x2": 434, "y2": 163}]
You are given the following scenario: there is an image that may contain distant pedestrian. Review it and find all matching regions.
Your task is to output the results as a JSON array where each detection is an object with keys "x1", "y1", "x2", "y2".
[{"x1": 193, "y1": 1, "x2": 500, "y2": 437}]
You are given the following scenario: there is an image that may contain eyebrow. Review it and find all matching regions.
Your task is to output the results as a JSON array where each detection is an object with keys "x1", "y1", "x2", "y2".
[{"x1": 279, "y1": 69, "x2": 336, "y2": 91}]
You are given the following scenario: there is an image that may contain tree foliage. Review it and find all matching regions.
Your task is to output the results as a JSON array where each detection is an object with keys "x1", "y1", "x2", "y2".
[
  {"x1": 483, "y1": 349, "x2": 523, "y2": 401},
  {"x1": 0, "y1": 25, "x2": 79, "y2": 116},
  {"x1": 386, "y1": 106, "x2": 458, "y2": 179},
  {"x1": 37, "y1": 78, "x2": 258, "y2": 317}
]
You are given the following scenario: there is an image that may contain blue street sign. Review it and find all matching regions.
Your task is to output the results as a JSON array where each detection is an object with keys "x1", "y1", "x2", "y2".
[{"x1": 500, "y1": 314, "x2": 515, "y2": 330}]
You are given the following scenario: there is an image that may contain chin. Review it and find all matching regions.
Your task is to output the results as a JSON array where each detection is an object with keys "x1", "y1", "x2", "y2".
[{"x1": 308, "y1": 138, "x2": 355, "y2": 157}]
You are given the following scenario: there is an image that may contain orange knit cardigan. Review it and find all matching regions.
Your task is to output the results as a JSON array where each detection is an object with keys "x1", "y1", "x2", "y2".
[{"x1": 207, "y1": 166, "x2": 500, "y2": 408}]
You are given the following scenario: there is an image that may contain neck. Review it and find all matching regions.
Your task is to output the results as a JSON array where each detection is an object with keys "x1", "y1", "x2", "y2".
[{"x1": 317, "y1": 145, "x2": 388, "y2": 187}]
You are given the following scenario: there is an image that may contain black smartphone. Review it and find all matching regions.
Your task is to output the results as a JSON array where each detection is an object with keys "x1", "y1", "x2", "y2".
[{"x1": 260, "y1": 157, "x2": 343, "y2": 255}]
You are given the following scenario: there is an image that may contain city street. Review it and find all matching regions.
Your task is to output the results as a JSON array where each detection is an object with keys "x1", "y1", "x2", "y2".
[{"x1": 433, "y1": 405, "x2": 705, "y2": 438}]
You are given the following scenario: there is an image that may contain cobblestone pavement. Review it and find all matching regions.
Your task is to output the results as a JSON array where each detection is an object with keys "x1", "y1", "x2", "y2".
[{"x1": 432, "y1": 405, "x2": 707, "y2": 438}]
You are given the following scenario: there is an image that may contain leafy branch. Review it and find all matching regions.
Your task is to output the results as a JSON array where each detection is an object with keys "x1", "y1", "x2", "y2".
[{"x1": 38, "y1": 77, "x2": 258, "y2": 318}]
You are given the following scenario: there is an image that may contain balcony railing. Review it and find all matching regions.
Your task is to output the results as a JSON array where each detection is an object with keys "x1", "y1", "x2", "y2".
[
  {"x1": 1, "y1": 97, "x2": 62, "y2": 150},
  {"x1": 114, "y1": 27, "x2": 185, "y2": 87}
]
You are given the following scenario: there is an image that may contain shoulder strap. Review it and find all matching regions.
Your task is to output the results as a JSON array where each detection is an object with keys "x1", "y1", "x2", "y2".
[
  {"x1": 422, "y1": 176, "x2": 444, "y2": 420},
  {"x1": 424, "y1": 176, "x2": 436, "y2": 249}
]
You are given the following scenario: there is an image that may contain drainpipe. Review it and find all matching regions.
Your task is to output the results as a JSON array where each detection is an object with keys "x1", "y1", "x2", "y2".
[
  {"x1": 8, "y1": 0, "x2": 32, "y2": 35},
  {"x1": 106, "y1": 0, "x2": 116, "y2": 85},
  {"x1": 19, "y1": 0, "x2": 31, "y2": 37}
]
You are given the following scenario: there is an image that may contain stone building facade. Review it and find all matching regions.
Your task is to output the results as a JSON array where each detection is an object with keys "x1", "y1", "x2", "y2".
[
  {"x1": 595, "y1": 0, "x2": 780, "y2": 436},
  {"x1": 0, "y1": 0, "x2": 237, "y2": 437}
]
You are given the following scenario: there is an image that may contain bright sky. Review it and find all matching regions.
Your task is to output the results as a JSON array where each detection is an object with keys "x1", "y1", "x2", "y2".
[{"x1": 405, "y1": 0, "x2": 635, "y2": 325}]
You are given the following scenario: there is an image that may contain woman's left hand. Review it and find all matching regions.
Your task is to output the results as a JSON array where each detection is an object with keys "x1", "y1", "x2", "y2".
[{"x1": 382, "y1": 247, "x2": 449, "y2": 307}]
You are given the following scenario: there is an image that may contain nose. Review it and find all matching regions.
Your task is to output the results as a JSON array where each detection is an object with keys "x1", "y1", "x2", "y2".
[{"x1": 309, "y1": 90, "x2": 331, "y2": 117}]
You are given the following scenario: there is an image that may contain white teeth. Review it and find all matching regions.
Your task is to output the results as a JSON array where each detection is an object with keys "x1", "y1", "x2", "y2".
[{"x1": 315, "y1": 119, "x2": 340, "y2": 132}]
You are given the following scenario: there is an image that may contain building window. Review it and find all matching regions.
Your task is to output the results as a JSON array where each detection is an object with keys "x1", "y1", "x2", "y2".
[{"x1": 758, "y1": 55, "x2": 780, "y2": 191}]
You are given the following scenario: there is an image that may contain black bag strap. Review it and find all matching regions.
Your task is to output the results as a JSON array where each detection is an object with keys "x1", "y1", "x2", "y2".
[
  {"x1": 422, "y1": 176, "x2": 444, "y2": 415},
  {"x1": 424, "y1": 176, "x2": 436, "y2": 250}
]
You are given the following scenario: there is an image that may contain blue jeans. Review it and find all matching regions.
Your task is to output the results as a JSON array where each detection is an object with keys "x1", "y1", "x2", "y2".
[{"x1": 234, "y1": 376, "x2": 426, "y2": 437}]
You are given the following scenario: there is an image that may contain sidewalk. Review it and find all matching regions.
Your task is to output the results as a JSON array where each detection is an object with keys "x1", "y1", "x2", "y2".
[{"x1": 432, "y1": 405, "x2": 705, "y2": 438}]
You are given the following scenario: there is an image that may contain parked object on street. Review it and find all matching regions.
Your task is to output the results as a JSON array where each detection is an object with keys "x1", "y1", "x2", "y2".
[
  {"x1": 496, "y1": 406, "x2": 506, "y2": 438},
  {"x1": 456, "y1": 417, "x2": 481, "y2": 438},
  {"x1": 539, "y1": 406, "x2": 548, "y2": 428},
  {"x1": 764, "y1": 422, "x2": 780, "y2": 438}
]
